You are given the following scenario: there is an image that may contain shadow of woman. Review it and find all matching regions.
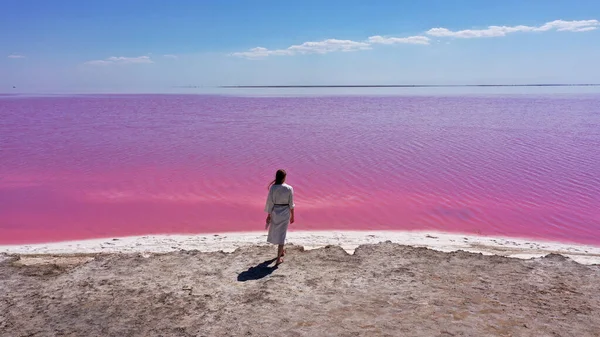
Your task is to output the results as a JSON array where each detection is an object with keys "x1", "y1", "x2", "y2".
[{"x1": 237, "y1": 258, "x2": 278, "y2": 282}]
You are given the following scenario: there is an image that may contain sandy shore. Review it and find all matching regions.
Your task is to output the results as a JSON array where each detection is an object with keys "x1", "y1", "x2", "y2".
[
  {"x1": 1, "y1": 231, "x2": 600, "y2": 336},
  {"x1": 2, "y1": 230, "x2": 600, "y2": 264}
]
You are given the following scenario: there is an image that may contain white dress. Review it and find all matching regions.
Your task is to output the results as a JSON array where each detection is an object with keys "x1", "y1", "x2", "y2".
[{"x1": 264, "y1": 183, "x2": 295, "y2": 245}]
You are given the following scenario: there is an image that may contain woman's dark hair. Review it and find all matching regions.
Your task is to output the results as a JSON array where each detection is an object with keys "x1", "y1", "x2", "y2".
[{"x1": 268, "y1": 169, "x2": 287, "y2": 189}]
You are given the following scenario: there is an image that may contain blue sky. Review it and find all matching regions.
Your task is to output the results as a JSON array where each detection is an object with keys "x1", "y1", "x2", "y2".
[{"x1": 1, "y1": 0, "x2": 600, "y2": 92}]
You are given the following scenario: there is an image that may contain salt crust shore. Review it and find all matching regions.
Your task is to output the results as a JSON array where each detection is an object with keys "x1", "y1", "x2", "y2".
[
  {"x1": 2, "y1": 231, "x2": 600, "y2": 336},
  {"x1": 1, "y1": 230, "x2": 599, "y2": 265}
]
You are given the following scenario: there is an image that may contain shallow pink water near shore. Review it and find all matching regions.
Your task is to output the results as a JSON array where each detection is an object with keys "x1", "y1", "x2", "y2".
[{"x1": 1, "y1": 94, "x2": 599, "y2": 245}]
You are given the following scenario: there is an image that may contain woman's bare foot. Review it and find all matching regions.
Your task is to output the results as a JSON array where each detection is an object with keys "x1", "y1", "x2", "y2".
[
  {"x1": 276, "y1": 257, "x2": 284, "y2": 265},
  {"x1": 282, "y1": 249, "x2": 286, "y2": 257}
]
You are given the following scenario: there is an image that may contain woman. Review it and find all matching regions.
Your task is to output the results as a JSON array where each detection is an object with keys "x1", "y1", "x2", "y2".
[{"x1": 264, "y1": 169, "x2": 295, "y2": 265}]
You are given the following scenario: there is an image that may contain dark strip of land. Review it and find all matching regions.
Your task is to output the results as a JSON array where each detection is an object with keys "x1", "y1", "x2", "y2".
[{"x1": 217, "y1": 84, "x2": 600, "y2": 88}]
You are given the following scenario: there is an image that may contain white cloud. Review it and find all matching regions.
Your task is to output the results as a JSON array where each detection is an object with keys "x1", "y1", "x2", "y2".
[
  {"x1": 106, "y1": 56, "x2": 153, "y2": 64},
  {"x1": 231, "y1": 19, "x2": 598, "y2": 58},
  {"x1": 232, "y1": 36, "x2": 427, "y2": 58},
  {"x1": 536, "y1": 19, "x2": 599, "y2": 32},
  {"x1": 163, "y1": 54, "x2": 179, "y2": 59},
  {"x1": 8, "y1": 54, "x2": 25, "y2": 59},
  {"x1": 427, "y1": 19, "x2": 599, "y2": 38},
  {"x1": 231, "y1": 47, "x2": 292, "y2": 58},
  {"x1": 288, "y1": 39, "x2": 371, "y2": 54},
  {"x1": 572, "y1": 26, "x2": 598, "y2": 32},
  {"x1": 85, "y1": 60, "x2": 113, "y2": 65},
  {"x1": 368, "y1": 35, "x2": 430, "y2": 45},
  {"x1": 85, "y1": 56, "x2": 154, "y2": 65},
  {"x1": 231, "y1": 39, "x2": 371, "y2": 58}
]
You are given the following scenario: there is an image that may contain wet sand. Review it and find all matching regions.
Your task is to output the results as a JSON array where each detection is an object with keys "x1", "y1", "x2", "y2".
[{"x1": 1, "y1": 241, "x2": 599, "y2": 337}]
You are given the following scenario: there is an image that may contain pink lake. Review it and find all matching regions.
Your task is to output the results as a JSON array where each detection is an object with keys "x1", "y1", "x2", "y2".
[{"x1": 1, "y1": 94, "x2": 599, "y2": 245}]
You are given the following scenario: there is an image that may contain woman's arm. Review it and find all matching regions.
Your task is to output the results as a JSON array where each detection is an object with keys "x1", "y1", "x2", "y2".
[
  {"x1": 265, "y1": 188, "x2": 273, "y2": 228},
  {"x1": 264, "y1": 187, "x2": 274, "y2": 213},
  {"x1": 289, "y1": 187, "x2": 295, "y2": 224}
]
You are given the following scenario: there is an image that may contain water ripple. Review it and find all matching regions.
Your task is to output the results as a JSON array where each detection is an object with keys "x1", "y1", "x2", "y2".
[{"x1": 1, "y1": 95, "x2": 599, "y2": 244}]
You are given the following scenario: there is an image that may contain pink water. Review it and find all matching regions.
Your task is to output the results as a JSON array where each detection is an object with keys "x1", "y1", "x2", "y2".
[{"x1": 1, "y1": 94, "x2": 599, "y2": 245}]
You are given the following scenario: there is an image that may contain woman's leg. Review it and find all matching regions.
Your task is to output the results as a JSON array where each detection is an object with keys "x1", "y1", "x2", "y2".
[{"x1": 277, "y1": 244, "x2": 285, "y2": 264}]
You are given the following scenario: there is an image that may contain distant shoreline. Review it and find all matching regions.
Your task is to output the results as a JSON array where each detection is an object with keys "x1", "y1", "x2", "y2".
[
  {"x1": 4, "y1": 84, "x2": 600, "y2": 95},
  {"x1": 216, "y1": 84, "x2": 600, "y2": 89}
]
